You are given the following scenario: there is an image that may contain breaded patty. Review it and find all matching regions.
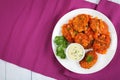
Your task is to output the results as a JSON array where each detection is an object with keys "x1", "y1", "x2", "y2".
[
  {"x1": 72, "y1": 14, "x2": 90, "y2": 32},
  {"x1": 62, "y1": 24, "x2": 74, "y2": 42},
  {"x1": 75, "y1": 33, "x2": 94, "y2": 49},
  {"x1": 79, "y1": 51, "x2": 98, "y2": 69},
  {"x1": 93, "y1": 34, "x2": 111, "y2": 54}
]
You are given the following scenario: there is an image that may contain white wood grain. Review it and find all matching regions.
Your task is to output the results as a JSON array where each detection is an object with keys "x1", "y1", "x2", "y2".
[
  {"x1": 0, "y1": 60, "x2": 5, "y2": 80},
  {"x1": 86, "y1": 0, "x2": 100, "y2": 4},
  {"x1": 32, "y1": 72, "x2": 55, "y2": 80},
  {"x1": 109, "y1": 0, "x2": 120, "y2": 4},
  {"x1": 6, "y1": 62, "x2": 32, "y2": 80}
]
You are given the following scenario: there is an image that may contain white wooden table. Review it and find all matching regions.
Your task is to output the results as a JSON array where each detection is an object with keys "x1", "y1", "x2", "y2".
[
  {"x1": 0, "y1": 0, "x2": 119, "y2": 80},
  {"x1": 0, "y1": 60, "x2": 55, "y2": 80}
]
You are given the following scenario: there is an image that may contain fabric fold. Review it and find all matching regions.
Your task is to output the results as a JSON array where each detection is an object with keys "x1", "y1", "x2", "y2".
[{"x1": 0, "y1": 0, "x2": 97, "y2": 79}]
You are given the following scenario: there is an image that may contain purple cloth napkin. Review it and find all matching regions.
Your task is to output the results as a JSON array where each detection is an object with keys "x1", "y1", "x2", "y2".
[
  {"x1": 0, "y1": 0, "x2": 96, "y2": 79},
  {"x1": 0, "y1": 0, "x2": 119, "y2": 80}
]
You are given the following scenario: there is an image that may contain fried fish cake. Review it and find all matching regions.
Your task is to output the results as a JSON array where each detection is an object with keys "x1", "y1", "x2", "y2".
[
  {"x1": 62, "y1": 24, "x2": 74, "y2": 42},
  {"x1": 72, "y1": 14, "x2": 90, "y2": 32},
  {"x1": 79, "y1": 51, "x2": 98, "y2": 69},
  {"x1": 74, "y1": 32, "x2": 94, "y2": 49},
  {"x1": 99, "y1": 20, "x2": 110, "y2": 35},
  {"x1": 89, "y1": 18, "x2": 100, "y2": 33},
  {"x1": 90, "y1": 18, "x2": 109, "y2": 35},
  {"x1": 93, "y1": 34, "x2": 111, "y2": 54}
]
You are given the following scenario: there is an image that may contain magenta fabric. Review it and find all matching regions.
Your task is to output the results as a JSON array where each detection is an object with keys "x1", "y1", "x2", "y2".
[
  {"x1": 0, "y1": 0, "x2": 96, "y2": 79},
  {"x1": 0, "y1": 0, "x2": 120, "y2": 80}
]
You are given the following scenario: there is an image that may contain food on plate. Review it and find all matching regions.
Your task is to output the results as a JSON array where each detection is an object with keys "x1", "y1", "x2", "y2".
[
  {"x1": 93, "y1": 34, "x2": 111, "y2": 54},
  {"x1": 66, "y1": 43, "x2": 85, "y2": 61},
  {"x1": 79, "y1": 51, "x2": 98, "y2": 69},
  {"x1": 90, "y1": 18, "x2": 109, "y2": 35},
  {"x1": 72, "y1": 14, "x2": 90, "y2": 32},
  {"x1": 62, "y1": 14, "x2": 111, "y2": 53},
  {"x1": 62, "y1": 24, "x2": 74, "y2": 42},
  {"x1": 54, "y1": 36, "x2": 68, "y2": 59},
  {"x1": 54, "y1": 13, "x2": 111, "y2": 69},
  {"x1": 75, "y1": 32, "x2": 94, "y2": 49}
]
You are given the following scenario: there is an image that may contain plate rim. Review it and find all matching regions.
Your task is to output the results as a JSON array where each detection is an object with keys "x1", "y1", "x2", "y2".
[{"x1": 51, "y1": 8, "x2": 118, "y2": 74}]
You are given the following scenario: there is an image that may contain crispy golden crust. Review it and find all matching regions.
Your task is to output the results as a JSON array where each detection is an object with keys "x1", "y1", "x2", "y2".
[
  {"x1": 79, "y1": 51, "x2": 98, "y2": 69},
  {"x1": 62, "y1": 24, "x2": 74, "y2": 42},
  {"x1": 89, "y1": 18, "x2": 100, "y2": 33},
  {"x1": 74, "y1": 33, "x2": 93, "y2": 49},
  {"x1": 61, "y1": 14, "x2": 111, "y2": 54},
  {"x1": 72, "y1": 14, "x2": 90, "y2": 32},
  {"x1": 93, "y1": 34, "x2": 111, "y2": 54},
  {"x1": 90, "y1": 18, "x2": 109, "y2": 35}
]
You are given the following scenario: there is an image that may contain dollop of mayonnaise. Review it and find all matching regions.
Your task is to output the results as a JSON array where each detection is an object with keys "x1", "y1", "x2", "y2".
[{"x1": 66, "y1": 43, "x2": 85, "y2": 61}]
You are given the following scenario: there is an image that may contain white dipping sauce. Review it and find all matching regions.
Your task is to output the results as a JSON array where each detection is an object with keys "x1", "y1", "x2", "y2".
[{"x1": 66, "y1": 43, "x2": 85, "y2": 61}]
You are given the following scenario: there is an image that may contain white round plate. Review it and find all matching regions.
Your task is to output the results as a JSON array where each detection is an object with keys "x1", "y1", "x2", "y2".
[{"x1": 51, "y1": 8, "x2": 117, "y2": 74}]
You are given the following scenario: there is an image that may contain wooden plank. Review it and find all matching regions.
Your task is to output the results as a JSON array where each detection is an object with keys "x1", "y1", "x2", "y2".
[
  {"x1": 32, "y1": 72, "x2": 55, "y2": 80},
  {"x1": 85, "y1": 0, "x2": 100, "y2": 4},
  {"x1": 0, "y1": 59, "x2": 6, "y2": 80},
  {"x1": 109, "y1": 0, "x2": 120, "y2": 4},
  {"x1": 6, "y1": 62, "x2": 31, "y2": 80}
]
